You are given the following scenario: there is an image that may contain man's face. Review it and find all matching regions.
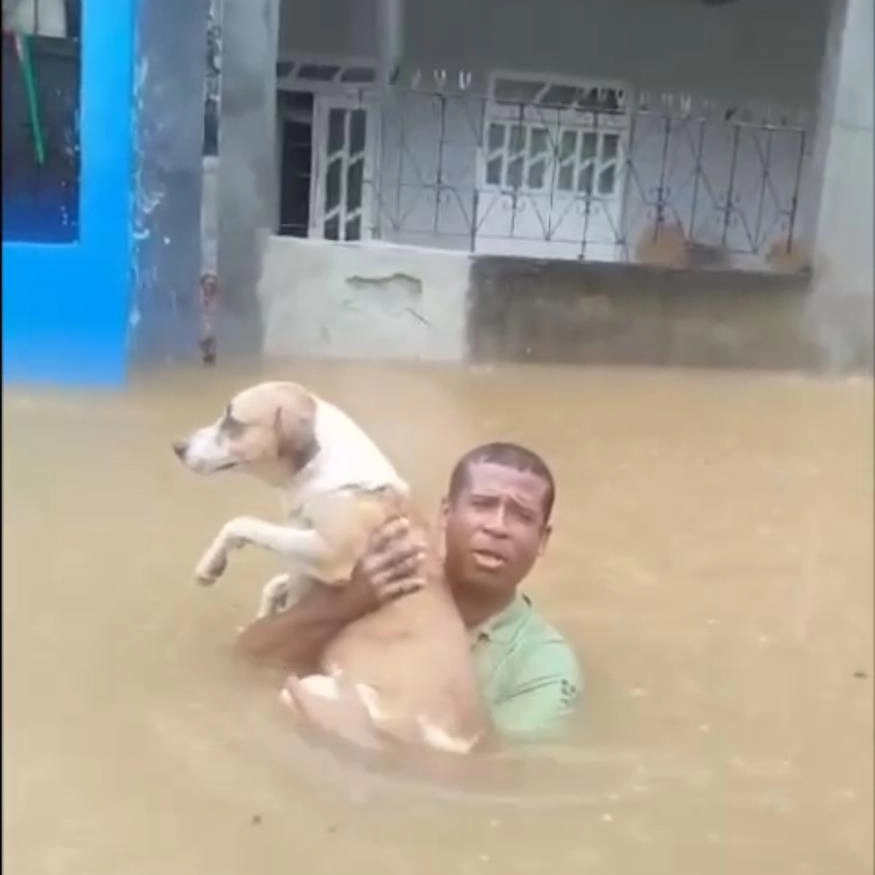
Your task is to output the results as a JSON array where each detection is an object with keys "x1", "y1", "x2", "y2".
[{"x1": 442, "y1": 461, "x2": 552, "y2": 598}]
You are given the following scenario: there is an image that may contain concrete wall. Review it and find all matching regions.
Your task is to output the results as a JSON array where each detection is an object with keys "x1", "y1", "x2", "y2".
[
  {"x1": 280, "y1": 0, "x2": 829, "y2": 108},
  {"x1": 278, "y1": 0, "x2": 376, "y2": 58},
  {"x1": 258, "y1": 237, "x2": 871, "y2": 373},
  {"x1": 258, "y1": 236, "x2": 469, "y2": 360},
  {"x1": 215, "y1": 0, "x2": 280, "y2": 358},
  {"x1": 130, "y1": 0, "x2": 210, "y2": 366},
  {"x1": 404, "y1": 0, "x2": 829, "y2": 107},
  {"x1": 805, "y1": 0, "x2": 874, "y2": 371},
  {"x1": 467, "y1": 257, "x2": 821, "y2": 371}
]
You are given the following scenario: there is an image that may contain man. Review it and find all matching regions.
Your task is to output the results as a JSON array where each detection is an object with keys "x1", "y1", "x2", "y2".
[{"x1": 236, "y1": 442, "x2": 582, "y2": 740}]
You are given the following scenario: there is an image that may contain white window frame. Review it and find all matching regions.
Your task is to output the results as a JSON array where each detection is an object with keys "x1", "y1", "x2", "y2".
[
  {"x1": 276, "y1": 52, "x2": 378, "y2": 97},
  {"x1": 479, "y1": 70, "x2": 630, "y2": 203},
  {"x1": 310, "y1": 93, "x2": 380, "y2": 242},
  {"x1": 275, "y1": 53, "x2": 381, "y2": 242}
]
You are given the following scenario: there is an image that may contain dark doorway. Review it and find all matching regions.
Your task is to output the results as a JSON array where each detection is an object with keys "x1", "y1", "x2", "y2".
[{"x1": 277, "y1": 90, "x2": 313, "y2": 237}]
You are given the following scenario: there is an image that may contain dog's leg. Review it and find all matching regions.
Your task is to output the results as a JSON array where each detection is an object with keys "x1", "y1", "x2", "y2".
[
  {"x1": 256, "y1": 573, "x2": 316, "y2": 619},
  {"x1": 195, "y1": 517, "x2": 329, "y2": 585},
  {"x1": 257, "y1": 573, "x2": 293, "y2": 618}
]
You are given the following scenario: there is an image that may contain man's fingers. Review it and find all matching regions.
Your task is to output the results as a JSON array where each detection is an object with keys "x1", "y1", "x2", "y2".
[
  {"x1": 362, "y1": 535, "x2": 424, "y2": 577},
  {"x1": 367, "y1": 515, "x2": 411, "y2": 553},
  {"x1": 377, "y1": 543, "x2": 425, "y2": 580},
  {"x1": 381, "y1": 578, "x2": 425, "y2": 603}
]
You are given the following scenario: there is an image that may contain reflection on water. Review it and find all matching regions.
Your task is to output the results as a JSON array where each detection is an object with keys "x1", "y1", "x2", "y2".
[{"x1": 3, "y1": 361, "x2": 873, "y2": 874}]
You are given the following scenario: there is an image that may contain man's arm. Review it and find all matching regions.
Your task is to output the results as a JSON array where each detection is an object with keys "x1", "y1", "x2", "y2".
[
  {"x1": 490, "y1": 641, "x2": 583, "y2": 741},
  {"x1": 234, "y1": 581, "x2": 374, "y2": 672},
  {"x1": 233, "y1": 517, "x2": 426, "y2": 673}
]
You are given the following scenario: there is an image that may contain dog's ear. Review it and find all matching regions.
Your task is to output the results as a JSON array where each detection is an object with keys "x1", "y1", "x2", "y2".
[{"x1": 274, "y1": 393, "x2": 319, "y2": 472}]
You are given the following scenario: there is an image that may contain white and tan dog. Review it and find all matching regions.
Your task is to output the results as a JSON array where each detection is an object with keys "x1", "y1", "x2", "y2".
[{"x1": 173, "y1": 381, "x2": 488, "y2": 754}]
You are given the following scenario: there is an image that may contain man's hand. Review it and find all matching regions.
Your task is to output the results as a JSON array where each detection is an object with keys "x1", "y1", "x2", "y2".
[
  {"x1": 350, "y1": 515, "x2": 427, "y2": 607},
  {"x1": 234, "y1": 516, "x2": 427, "y2": 671}
]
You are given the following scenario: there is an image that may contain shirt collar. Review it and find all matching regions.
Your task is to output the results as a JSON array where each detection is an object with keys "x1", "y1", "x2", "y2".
[{"x1": 469, "y1": 593, "x2": 532, "y2": 645}]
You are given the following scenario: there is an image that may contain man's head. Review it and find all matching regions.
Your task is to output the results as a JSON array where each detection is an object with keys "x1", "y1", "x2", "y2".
[{"x1": 442, "y1": 442, "x2": 555, "y2": 603}]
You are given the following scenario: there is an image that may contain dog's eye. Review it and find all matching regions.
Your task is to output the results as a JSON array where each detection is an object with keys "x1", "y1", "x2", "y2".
[{"x1": 220, "y1": 405, "x2": 246, "y2": 437}]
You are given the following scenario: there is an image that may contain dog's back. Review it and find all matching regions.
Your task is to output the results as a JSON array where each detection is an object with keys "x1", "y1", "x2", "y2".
[{"x1": 291, "y1": 396, "x2": 489, "y2": 752}]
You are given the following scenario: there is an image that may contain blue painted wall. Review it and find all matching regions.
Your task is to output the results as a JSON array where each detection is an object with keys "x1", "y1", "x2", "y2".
[{"x1": 2, "y1": 0, "x2": 137, "y2": 387}]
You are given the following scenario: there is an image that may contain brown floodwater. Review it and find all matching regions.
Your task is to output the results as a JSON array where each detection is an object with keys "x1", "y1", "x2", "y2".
[{"x1": 3, "y1": 360, "x2": 873, "y2": 875}]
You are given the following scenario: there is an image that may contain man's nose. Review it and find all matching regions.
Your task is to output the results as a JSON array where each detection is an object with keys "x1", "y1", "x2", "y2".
[
  {"x1": 172, "y1": 439, "x2": 188, "y2": 460},
  {"x1": 482, "y1": 504, "x2": 509, "y2": 535}
]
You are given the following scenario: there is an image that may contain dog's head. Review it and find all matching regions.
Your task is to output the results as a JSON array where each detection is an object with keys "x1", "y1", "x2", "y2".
[{"x1": 172, "y1": 381, "x2": 320, "y2": 483}]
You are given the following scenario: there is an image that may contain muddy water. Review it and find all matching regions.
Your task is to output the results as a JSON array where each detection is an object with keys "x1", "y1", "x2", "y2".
[{"x1": 3, "y1": 361, "x2": 872, "y2": 875}]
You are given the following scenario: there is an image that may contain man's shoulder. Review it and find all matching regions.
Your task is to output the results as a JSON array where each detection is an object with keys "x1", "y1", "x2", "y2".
[
  {"x1": 481, "y1": 595, "x2": 583, "y2": 738},
  {"x1": 512, "y1": 597, "x2": 583, "y2": 688}
]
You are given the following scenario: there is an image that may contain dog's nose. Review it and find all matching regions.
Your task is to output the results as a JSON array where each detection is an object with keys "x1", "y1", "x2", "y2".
[{"x1": 172, "y1": 439, "x2": 188, "y2": 460}]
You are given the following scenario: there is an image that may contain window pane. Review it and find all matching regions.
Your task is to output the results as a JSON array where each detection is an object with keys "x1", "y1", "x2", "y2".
[
  {"x1": 346, "y1": 157, "x2": 363, "y2": 213},
  {"x1": 508, "y1": 125, "x2": 525, "y2": 155},
  {"x1": 325, "y1": 158, "x2": 341, "y2": 212},
  {"x1": 601, "y1": 133, "x2": 619, "y2": 162},
  {"x1": 487, "y1": 122, "x2": 505, "y2": 152},
  {"x1": 539, "y1": 84, "x2": 577, "y2": 108},
  {"x1": 298, "y1": 64, "x2": 340, "y2": 81},
  {"x1": 529, "y1": 127, "x2": 549, "y2": 158},
  {"x1": 598, "y1": 164, "x2": 616, "y2": 195},
  {"x1": 527, "y1": 161, "x2": 546, "y2": 189},
  {"x1": 578, "y1": 164, "x2": 594, "y2": 195},
  {"x1": 494, "y1": 77, "x2": 542, "y2": 103},
  {"x1": 486, "y1": 156, "x2": 503, "y2": 185},
  {"x1": 557, "y1": 163, "x2": 574, "y2": 191},
  {"x1": 324, "y1": 214, "x2": 340, "y2": 240},
  {"x1": 349, "y1": 109, "x2": 366, "y2": 156},
  {"x1": 526, "y1": 127, "x2": 549, "y2": 189},
  {"x1": 327, "y1": 108, "x2": 345, "y2": 155},
  {"x1": 340, "y1": 67, "x2": 375, "y2": 84},
  {"x1": 580, "y1": 132, "x2": 598, "y2": 162},
  {"x1": 557, "y1": 129, "x2": 576, "y2": 191},
  {"x1": 507, "y1": 156, "x2": 524, "y2": 189},
  {"x1": 345, "y1": 215, "x2": 361, "y2": 240},
  {"x1": 559, "y1": 129, "x2": 577, "y2": 161},
  {"x1": 2, "y1": 13, "x2": 82, "y2": 242}
]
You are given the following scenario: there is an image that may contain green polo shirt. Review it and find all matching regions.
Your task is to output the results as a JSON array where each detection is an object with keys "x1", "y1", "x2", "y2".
[{"x1": 469, "y1": 593, "x2": 583, "y2": 741}]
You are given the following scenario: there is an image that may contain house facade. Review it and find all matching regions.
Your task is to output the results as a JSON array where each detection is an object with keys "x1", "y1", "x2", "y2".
[
  {"x1": 209, "y1": 0, "x2": 872, "y2": 370},
  {"x1": 269, "y1": 0, "x2": 824, "y2": 268}
]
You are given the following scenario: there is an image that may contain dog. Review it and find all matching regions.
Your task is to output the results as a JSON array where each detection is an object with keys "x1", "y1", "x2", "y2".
[{"x1": 172, "y1": 381, "x2": 488, "y2": 755}]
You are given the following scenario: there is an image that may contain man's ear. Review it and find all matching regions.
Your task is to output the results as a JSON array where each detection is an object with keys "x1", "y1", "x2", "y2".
[{"x1": 538, "y1": 523, "x2": 553, "y2": 557}]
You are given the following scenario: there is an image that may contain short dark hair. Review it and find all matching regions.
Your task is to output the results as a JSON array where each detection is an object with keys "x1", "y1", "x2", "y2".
[{"x1": 447, "y1": 441, "x2": 556, "y2": 523}]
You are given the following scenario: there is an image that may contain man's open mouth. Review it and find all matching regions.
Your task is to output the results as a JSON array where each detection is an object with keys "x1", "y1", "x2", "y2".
[{"x1": 472, "y1": 549, "x2": 507, "y2": 570}]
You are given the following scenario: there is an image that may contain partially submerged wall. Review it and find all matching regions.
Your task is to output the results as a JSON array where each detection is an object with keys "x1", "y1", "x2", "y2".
[
  {"x1": 259, "y1": 237, "x2": 469, "y2": 360},
  {"x1": 130, "y1": 0, "x2": 209, "y2": 366},
  {"x1": 467, "y1": 258, "x2": 824, "y2": 372},
  {"x1": 214, "y1": 0, "x2": 280, "y2": 359},
  {"x1": 258, "y1": 238, "x2": 872, "y2": 374}
]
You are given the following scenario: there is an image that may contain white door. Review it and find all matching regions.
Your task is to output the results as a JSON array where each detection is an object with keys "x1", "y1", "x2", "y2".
[{"x1": 310, "y1": 96, "x2": 377, "y2": 242}]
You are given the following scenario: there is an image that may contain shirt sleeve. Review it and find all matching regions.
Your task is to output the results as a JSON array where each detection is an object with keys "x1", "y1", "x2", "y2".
[{"x1": 490, "y1": 640, "x2": 584, "y2": 740}]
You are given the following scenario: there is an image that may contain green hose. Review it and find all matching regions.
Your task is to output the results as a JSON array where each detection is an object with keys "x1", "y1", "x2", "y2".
[{"x1": 16, "y1": 32, "x2": 46, "y2": 166}]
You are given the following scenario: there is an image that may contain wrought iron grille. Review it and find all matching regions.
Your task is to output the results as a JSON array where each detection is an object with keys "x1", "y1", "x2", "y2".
[{"x1": 349, "y1": 86, "x2": 810, "y2": 269}]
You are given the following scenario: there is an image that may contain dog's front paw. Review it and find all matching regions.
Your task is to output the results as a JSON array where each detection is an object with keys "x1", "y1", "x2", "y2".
[{"x1": 194, "y1": 548, "x2": 228, "y2": 585}]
